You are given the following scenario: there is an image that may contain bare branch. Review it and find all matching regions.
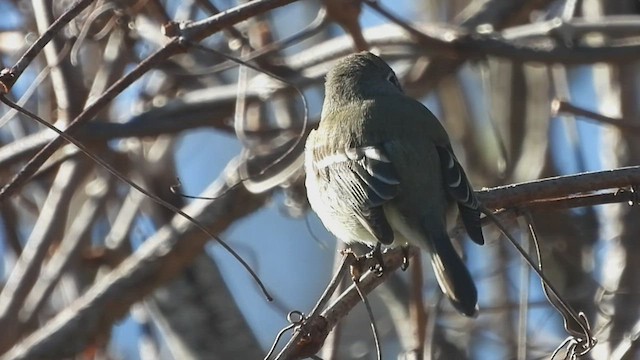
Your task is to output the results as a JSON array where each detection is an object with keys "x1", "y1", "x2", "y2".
[
  {"x1": 1, "y1": 160, "x2": 270, "y2": 360},
  {"x1": 0, "y1": 0, "x2": 95, "y2": 94},
  {"x1": 478, "y1": 166, "x2": 640, "y2": 209},
  {"x1": 552, "y1": 98, "x2": 640, "y2": 133},
  {"x1": 0, "y1": 0, "x2": 301, "y2": 201},
  {"x1": 0, "y1": 159, "x2": 92, "y2": 353}
]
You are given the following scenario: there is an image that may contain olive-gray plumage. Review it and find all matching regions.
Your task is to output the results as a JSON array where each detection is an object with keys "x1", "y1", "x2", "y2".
[{"x1": 304, "y1": 52, "x2": 484, "y2": 316}]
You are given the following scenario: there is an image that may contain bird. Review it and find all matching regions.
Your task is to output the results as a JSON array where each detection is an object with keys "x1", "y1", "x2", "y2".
[{"x1": 304, "y1": 51, "x2": 484, "y2": 317}]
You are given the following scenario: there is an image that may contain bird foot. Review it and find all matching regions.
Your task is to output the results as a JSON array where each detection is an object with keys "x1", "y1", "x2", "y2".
[
  {"x1": 401, "y1": 245, "x2": 410, "y2": 271},
  {"x1": 365, "y1": 243, "x2": 385, "y2": 277}
]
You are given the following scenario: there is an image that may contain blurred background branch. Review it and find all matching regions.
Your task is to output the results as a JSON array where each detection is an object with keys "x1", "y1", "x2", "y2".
[{"x1": 0, "y1": 0, "x2": 639, "y2": 359}]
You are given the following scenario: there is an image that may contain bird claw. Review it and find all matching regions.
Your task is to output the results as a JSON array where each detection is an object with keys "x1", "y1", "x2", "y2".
[
  {"x1": 365, "y1": 243, "x2": 385, "y2": 276},
  {"x1": 401, "y1": 245, "x2": 410, "y2": 271}
]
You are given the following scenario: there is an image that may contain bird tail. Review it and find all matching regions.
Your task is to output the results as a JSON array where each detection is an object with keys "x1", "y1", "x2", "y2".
[{"x1": 429, "y1": 232, "x2": 478, "y2": 317}]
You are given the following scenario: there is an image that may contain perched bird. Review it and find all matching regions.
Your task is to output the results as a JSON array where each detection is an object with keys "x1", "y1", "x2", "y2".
[{"x1": 304, "y1": 52, "x2": 484, "y2": 317}]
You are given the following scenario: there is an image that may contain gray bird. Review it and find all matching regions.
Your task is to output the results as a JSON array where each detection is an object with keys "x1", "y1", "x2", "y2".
[{"x1": 304, "y1": 52, "x2": 484, "y2": 317}]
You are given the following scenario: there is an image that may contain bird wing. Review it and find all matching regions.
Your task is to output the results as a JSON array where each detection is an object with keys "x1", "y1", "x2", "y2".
[
  {"x1": 312, "y1": 145, "x2": 400, "y2": 245},
  {"x1": 435, "y1": 145, "x2": 484, "y2": 245}
]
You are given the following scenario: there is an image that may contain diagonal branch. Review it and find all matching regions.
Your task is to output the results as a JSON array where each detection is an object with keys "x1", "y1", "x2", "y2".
[
  {"x1": 0, "y1": 0, "x2": 301, "y2": 202},
  {"x1": 0, "y1": 159, "x2": 270, "y2": 360},
  {"x1": 0, "y1": 0, "x2": 95, "y2": 94}
]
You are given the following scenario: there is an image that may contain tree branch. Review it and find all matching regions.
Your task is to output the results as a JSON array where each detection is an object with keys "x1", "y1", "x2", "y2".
[
  {"x1": 478, "y1": 165, "x2": 640, "y2": 209},
  {"x1": 0, "y1": 0, "x2": 301, "y2": 201},
  {"x1": 0, "y1": 159, "x2": 270, "y2": 360}
]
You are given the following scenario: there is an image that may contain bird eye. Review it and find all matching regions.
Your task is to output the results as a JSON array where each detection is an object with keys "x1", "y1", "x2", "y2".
[{"x1": 386, "y1": 72, "x2": 402, "y2": 89}]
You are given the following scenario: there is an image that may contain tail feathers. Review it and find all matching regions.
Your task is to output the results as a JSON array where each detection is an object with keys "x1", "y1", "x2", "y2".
[
  {"x1": 430, "y1": 234, "x2": 478, "y2": 317},
  {"x1": 458, "y1": 204, "x2": 484, "y2": 245}
]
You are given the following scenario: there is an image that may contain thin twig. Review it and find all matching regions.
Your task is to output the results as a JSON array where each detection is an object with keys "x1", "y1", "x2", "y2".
[
  {"x1": 0, "y1": 0, "x2": 95, "y2": 93},
  {"x1": 364, "y1": 0, "x2": 457, "y2": 58},
  {"x1": 502, "y1": 16, "x2": 640, "y2": 41},
  {"x1": 0, "y1": 0, "x2": 303, "y2": 201},
  {"x1": 0, "y1": 41, "x2": 184, "y2": 200},
  {"x1": 516, "y1": 219, "x2": 531, "y2": 360},
  {"x1": 273, "y1": 251, "x2": 357, "y2": 360},
  {"x1": 20, "y1": 176, "x2": 111, "y2": 326},
  {"x1": 549, "y1": 68, "x2": 588, "y2": 174},
  {"x1": 318, "y1": 243, "x2": 348, "y2": 359},
  {"x1": 274, "y1": 248, "x2": 418, "y2": 359},
  {"x1": 173, "y1": 0, "x2": 300, "y2": 42},
  {"x1": 193, "y1": 0, "x2": 251, "y2": 48},
  {"x1": 551, "y1": 98, "x2": 640, "y2": 133},
  {"x1": 32, "y1": 0, "x2": 88, "y2": 121},
  {"x1": 524, "y1": 213, "x2": 595, "y2": 355},
  {"x1": 187, "y1": 43, "x2": 308, "y2": 194},
  {"x1": 481, "y1": 207, "x2": 596, "y2": 356},
  {"x1": 0, "y1": 158, "x2": 91, "y2": 353},
  {"x1": 0, "y1": 96, "x2": 272, "y2": 301},
  {"x1": 321, "y1": 248, "x2": 418, "y2": 327},
  {"x1": 0, "y1": 156, "x2": 270, "y2": 359},
  {"x1": 353, "y1": 279, "x2": 382, "y2": 360}
]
